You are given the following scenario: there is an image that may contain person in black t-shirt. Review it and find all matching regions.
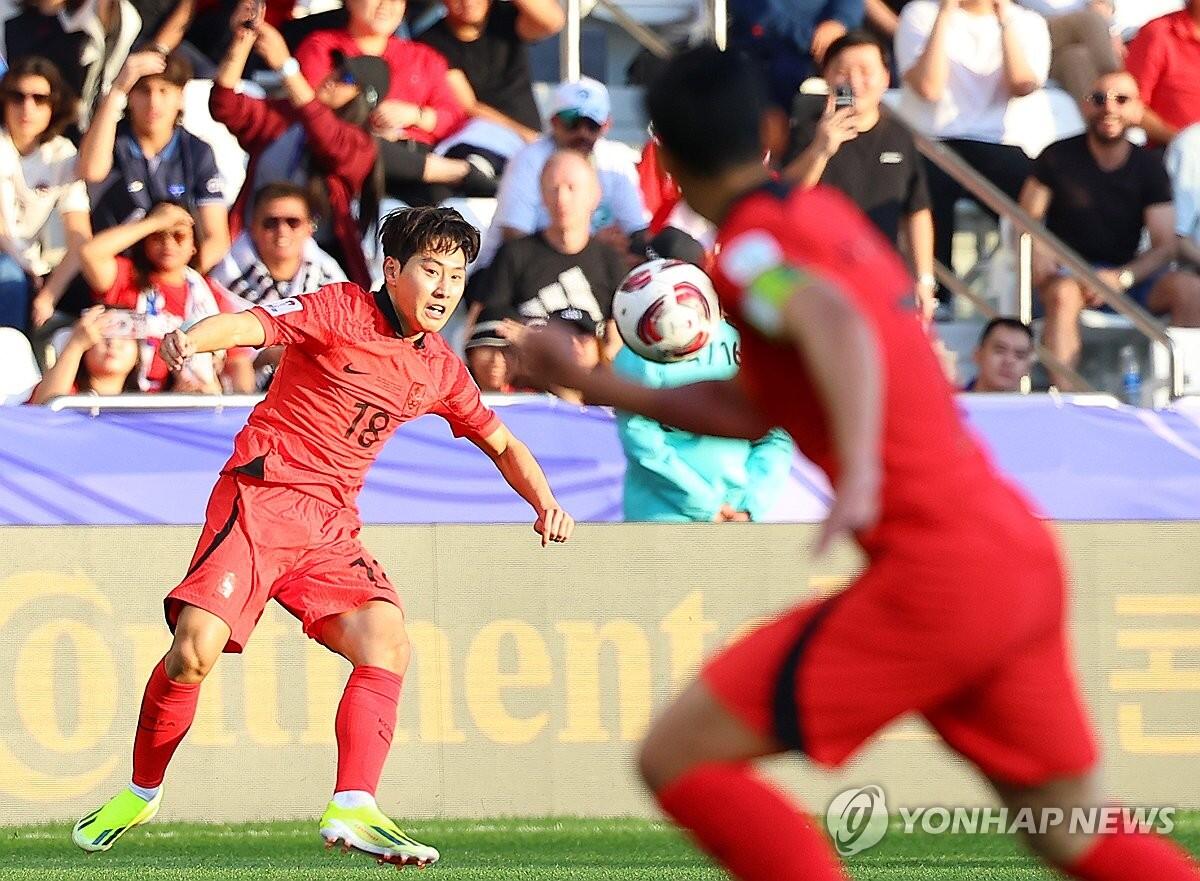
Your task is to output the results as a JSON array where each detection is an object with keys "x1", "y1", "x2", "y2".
[
  {"x1": 467, "y1": 150, "x2": 626, "y2": 362},
  {"x1": 785, "y1": 30, "x2": 935, "y2": 320},
  {"x1": 1019, "y1": 70, "x2": 1199, "y2": 390},
  {"x1": 416, "y1": 0, "x2": 563, "y2": 173}
]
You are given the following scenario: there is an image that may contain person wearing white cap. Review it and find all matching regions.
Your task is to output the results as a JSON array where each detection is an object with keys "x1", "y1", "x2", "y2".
[{"x1": 470, "y1": 76, "x2": 652, "y2": 271}]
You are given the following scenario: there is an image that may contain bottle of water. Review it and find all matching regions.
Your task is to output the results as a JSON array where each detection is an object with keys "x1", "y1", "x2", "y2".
[{"x1": 1119, "y1": 344, "x2": 1142, "y2": 407}]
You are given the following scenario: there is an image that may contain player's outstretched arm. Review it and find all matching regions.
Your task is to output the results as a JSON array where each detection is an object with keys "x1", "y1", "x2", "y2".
[
  {"x1": 503, "y1": 321, "x2": 771, "y2": 442},
  {"x1": 160, "y1": 312, "x2": 267, "y2": 372},
  {"x1": 471, "y1": 424, "x2": 575, "y2": 547}
]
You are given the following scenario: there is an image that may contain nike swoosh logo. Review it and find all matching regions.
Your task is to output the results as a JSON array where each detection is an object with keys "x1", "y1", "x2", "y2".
[{"x1": 343, "y1": 364, "x2": 368, "y2": 375}]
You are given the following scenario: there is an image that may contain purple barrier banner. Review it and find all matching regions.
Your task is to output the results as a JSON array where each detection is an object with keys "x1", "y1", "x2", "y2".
[{"x1": 1, "y1": 396, "x2": 1199, "y2": 525}]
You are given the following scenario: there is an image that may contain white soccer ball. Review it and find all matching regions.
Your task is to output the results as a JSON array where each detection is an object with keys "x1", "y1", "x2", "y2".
[{"x1": 612, "y1": 259, "x2": 720, "y2": 363}]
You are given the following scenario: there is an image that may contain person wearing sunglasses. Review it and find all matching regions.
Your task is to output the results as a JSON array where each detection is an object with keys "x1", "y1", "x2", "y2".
[
  {"x1": 79, "y1": 200, "x2": 246, "y2": 392},
  {"x1": 212, "y1": 181, "x2": 346, "y2": 307},
  {"x1": 1019, "y1": 70, "x2": 1199, "y2": 390},
  {"x1": 0, "y1": 56, "x2": 92, "y2": 335}
]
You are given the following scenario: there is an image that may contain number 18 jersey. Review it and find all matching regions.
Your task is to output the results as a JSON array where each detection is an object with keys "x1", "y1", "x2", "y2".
[{"x1": 224, "y1": 283, "x2": 500, "y2": 510}]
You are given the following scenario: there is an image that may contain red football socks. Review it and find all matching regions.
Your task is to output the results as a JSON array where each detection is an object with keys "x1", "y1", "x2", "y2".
[
  {"x1": 131, "y1": 658, "x2": 201, "y2": 789},
  {"x1": 655, "y1": 763, "x2": 848, "y2": 880},
  {"x1": 1065, "y1": 827, "x2": 1200, "y2": 880},
  {"x1": 334, "y1": 666, "x2": 403, "y2": 796}
]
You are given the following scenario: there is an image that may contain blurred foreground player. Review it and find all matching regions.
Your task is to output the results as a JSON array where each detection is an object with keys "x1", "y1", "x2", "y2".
[
  {"x1": 72, "y1": 207, "x2": 575, "y2": 866},
  {"x1": 510, "y1": 47, "x2": 1200, "y2": 881}
]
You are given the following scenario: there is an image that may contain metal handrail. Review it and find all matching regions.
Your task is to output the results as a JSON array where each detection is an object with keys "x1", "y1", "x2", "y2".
[{"x1": 902, "y1": 123, "x2": 1183, "y2": 401}]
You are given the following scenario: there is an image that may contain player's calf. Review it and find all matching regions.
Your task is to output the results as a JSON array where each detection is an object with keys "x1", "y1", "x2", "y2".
[{"x1": 993, "y1": 772, "x2": 1200, "y2": 880}]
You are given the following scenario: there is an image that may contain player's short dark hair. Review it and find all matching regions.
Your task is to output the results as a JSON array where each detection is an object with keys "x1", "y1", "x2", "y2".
[
  {"x1": 252, "y1": 182, "x2": 314, "y2": 219},
  {"x1": 0, "y1": 56, "x2": 77, "y2": 144},
  {"x1": 822, "y1": 29, "x2": 891, "y2": 73},
  {"x1": 978, "y1": 317, "x2": 1034, "y2": 347},
  {"x1": 645, "y1": 46, "x2": 769, "y2": 177},
  {"x1": 378, "y1": 206, "x2": 480, "y2": 267}
]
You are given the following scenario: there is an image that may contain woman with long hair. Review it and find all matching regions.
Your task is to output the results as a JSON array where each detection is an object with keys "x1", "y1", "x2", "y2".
[{"x1": 0, "y1": 55, "x2": 92, "y2": 332}]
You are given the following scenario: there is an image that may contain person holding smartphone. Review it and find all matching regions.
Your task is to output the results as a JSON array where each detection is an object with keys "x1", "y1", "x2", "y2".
[
  {"x1": 27, "y1": 306, "x2": 145, "y2": 403},
  {"x1": 784, "y1": 30, "x2": 937, "y2": 320}
]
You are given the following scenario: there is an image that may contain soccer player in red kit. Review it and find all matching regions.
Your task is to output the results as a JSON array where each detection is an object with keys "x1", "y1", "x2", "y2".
[
  {"x1": 510, "y1": 47, "x2": 1200, "y2": 881},
  {"x1": 72, "y1": 207, "x2": 575, "y2": 866}
]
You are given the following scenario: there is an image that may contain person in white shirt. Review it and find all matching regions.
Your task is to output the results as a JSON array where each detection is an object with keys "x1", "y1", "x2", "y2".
[
  {"x1": 0, "y1": 56, "x2": 91, "y2": 334},
  {"x1": 477, "y1": 77, "x2": 700, "y2": 271},
  {"x1": 897, "y1": 0, "x2": 1051, "y2": 293}
]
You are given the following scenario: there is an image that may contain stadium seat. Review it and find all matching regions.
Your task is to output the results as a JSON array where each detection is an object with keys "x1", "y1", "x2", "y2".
[{"x1": 0, "y1": 328, "x2": 41, "y2": 406}]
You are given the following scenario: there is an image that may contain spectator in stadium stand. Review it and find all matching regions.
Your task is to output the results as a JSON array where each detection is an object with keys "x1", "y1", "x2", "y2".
[
  {"x1": 80, "y1": 200, "x2": 245, "y2": 392},
  {"x1": 1019, "y1": 70, "x2": 1197, "y2": 390},
  {"x1": 1162, "y1": 124, "x2": 1200, "y2": 312},
  {"x1": 478, "y1": 77, "x2": 702, "y2": 271},
  {"x1": 0, "y1": 56, "x2": 91, "y2": 333},
  {"x1": 784, "y1": 30, "x2": 935, "y2": 320},
  {"x1": 613, "y1": 313, "x2": 795, "y2": 523},
  {"x1": 463, "y1": 304, "x2": 519, "y2": 392},
  {"x1": 468, "y1": 150, "x2": 627, "y2": 360},
  {"x1": 1125, "y1": 0, "x2": 1200, "y2": 147},
  {"x1": 897, "y1": 0, "x2": 1051, "y2": 296},
  {"x1": 27, "y1": 304, "x2": 145, "y2": 402},
  {"x1": 210, "y1": 182, "x2": 346, "y2": 391},
  {"x1": 211, "y1": 182, "x2": 346, "y2": 306},
  {"x1": 77, "y1": 49, "x2": 231, "y2": 273},
  {"x1": 964, "y1": 316, "x2": 1035, "y2": 392},
  {"x1": 209, "y1": 9, "x2": 380, "y2": 290},
  {"x1": 2, "y1": 0, "x2": 141, "y2": 129},
  {"x1": 415, "y1": 0, "x2": 564, "y2": 179},
  {"x1": 294, "y1": 0, "x2": 498, "y2": 205},
  {"x1": 1016, "y1": 0, "x2": 1123, "y2": 102},
  {"x1": 726, "y1": 0, "x2": 865, "y2": 109}
]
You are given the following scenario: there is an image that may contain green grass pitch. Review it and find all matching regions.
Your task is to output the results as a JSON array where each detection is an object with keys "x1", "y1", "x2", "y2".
[{"x1": 3, "y1": 815, "x2": 1199, "y2": 880}]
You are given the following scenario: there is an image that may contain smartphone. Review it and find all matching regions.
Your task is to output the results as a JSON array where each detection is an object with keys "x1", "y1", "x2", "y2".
[
  {"x1": 102, "y1": 309, "x2": 148, "y2": 340},
  {"x1": 834, "y1": 83, "x2": 856, "y2": 111}
]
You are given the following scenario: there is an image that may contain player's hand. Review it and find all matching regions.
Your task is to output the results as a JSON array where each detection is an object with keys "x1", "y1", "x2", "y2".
[
  {"x1": 534, "y1": 505, "x2": 574, "y2": 546},
  {"x1": 814, "y1": 469, "x2": 880, "y2": 557},
  {"x1": 500, "y1": 319, "x2": 590, "y2": 393},
  {"x1": 160, "y1": 329, "x2": 195, "y2": 372}
]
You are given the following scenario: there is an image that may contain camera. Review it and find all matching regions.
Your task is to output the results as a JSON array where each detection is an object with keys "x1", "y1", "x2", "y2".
[
  {"x1": 102, "y1": 309, "x2": 148, "y2": 340},
  {"x1": 834, "y1": 84, "x2": 856, "y2": 111}
]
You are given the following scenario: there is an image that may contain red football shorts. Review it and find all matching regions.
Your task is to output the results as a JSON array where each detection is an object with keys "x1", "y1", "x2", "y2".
[
  {"x1": 165, "y1": 474, "x2": 402, "y2": 653},
  {"x1": 703, "y1": 534, "x2": 1098, "y2": 787}
]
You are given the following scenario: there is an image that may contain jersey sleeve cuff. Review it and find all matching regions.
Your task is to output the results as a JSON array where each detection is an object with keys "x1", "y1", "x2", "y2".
[{"x1": 248, "y1": 306, "x2": 280, "y2": 348}]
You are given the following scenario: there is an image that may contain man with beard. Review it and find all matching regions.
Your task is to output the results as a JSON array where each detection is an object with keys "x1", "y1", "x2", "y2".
[{"x1": 1019, "y1": 70, "x2": 1193, "y2": 390}]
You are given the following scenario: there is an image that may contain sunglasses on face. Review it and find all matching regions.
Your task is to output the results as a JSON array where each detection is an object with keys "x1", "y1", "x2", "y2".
[
  {"x1": 148, "y1": 229, "x2": 191, "y2": 245},
  {"x1": 555, "y1": 111, "x2": 602, "y2": 132},
  {"x1": 260, "y1": 215, "x2": 308, "y2": 231},
  {"x1": 3, "y1": 89, "x2": 52, "y2": 107},
  {"x1": 1087, "y1": 91, "x2": 1135, "y2": 108}
]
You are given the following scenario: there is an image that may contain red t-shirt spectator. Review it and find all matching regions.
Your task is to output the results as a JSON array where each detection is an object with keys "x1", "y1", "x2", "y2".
[
  {"x1": 295, "y1": 30, "x2": 467, "y2": 145},
  {"x1": 1126, "y1": 10, "x2": 1200, "y2": 142}
]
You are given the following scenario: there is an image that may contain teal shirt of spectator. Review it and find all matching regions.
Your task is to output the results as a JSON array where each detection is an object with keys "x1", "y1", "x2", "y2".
[{"x1": 613, "y1": 321, "x2": 796, "y2": 522}]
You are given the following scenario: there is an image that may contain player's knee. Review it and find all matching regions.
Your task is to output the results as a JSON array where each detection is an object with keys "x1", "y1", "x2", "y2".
[
  {"x1": 637, "y1": 722, "x2": 676, "y2": 793},
  {"x1": 367, "y1": 634, "x2": 411, "y2": 675},
  {"x1": 165, "y1": 639, "x2": 219, "y2": 683},
  {"x1": 993, "y1": 771, "x2": 1104, "y2": 867}
]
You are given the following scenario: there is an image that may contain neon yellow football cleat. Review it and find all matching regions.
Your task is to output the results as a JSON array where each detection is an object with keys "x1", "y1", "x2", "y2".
[
  {"x1": 72, "y1": 787, "x2": 162, "y2": 853},
  {"x1": 319, "y1": 801, "x2": 440, "y2": 867}
]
